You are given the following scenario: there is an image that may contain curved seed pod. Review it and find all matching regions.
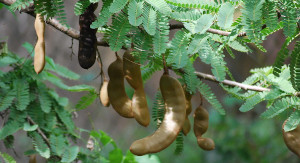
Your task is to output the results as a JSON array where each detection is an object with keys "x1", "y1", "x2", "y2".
[
  {"x1": 78, "y1": 3, "x2": 98, "y2": 69},
  {"x1": 130, "y1": 74, "x2": 186, "y2": 155},
  {"x1": 99, "y1": 79, "x2": 110, "y2": 107},
  {"x1": 29, "y1": 154, "x2": 36, "y2": 163},
  {"x1": 282, "y1": 120, "x2": 300, "y2": 158},
  {"x1": 34, "y1": 14, "x2": 45, "y2": 74},
  {"x1": 182, "y1": 88, "x2": 192, "y2": 135},
  {"x1": 193, "y1": 105, "x2": 215, "y2": 151},
  {"x1": 107, "y1": 57, "x2": 133, "y2": 118},
  {"x1": 197, "y1": 137, "x2": 215, "y2": 151},
  {"x1": 123, "y1": 50, "x2": 150, "y2": 126}
]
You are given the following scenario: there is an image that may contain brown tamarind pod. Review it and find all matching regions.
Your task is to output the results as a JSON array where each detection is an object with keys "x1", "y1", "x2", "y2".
[
  {"x1": 193, "y1": 105, "x2": 215, "y2": 151},
  {"x1": 123, "y1": 50, "x2": 150, "y2": 126},
  {"x1": 130, "y1": 74, "x2": 186, "y2": 155},
  {"x1": 78, "y1": 3, "x2": 98, "y2": 69},
  {"x1": 99, "y1": 79, "x2": 110, "y2": 107},
  {"x1": 34, "y1": 13, "x2": 45, "y2": 74},
  {"x1": 182, "y1": 88, "x2": 192, "y2": 135},
  {"x1": 107, "y1": 57, "x2": 133, "y2": 118},
  {"x1": 282, "y1": 120, "x2": 300, "y2": 158},
  {"x1": 29, "y1": 154, "x2": 36, "y2": 163}
]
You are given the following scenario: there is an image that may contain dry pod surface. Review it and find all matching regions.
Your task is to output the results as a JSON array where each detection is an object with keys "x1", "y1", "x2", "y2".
[
  {"x1": 123, "y1": 50, "x2": 150, "y2": 126},
  {"x1": 107, "y1": 57, "x2": 133, "y2": 118},
  {"x1": 99, "y1": 79, "x2": 110, "y2": 107},
  {"x1": 193, "y1": 105, "x2": 215, "y2": 151},
  {"x1": 182, "y1": 89, "x2": 192, "y2": 135},
  {"x1": 282, "y1": 120, "x2": 300, "y2": 158},
  {"x1": 130, "y1": 74, "x2": 186, "y2": 155},
  {"x1": 34, "y1": 13, "x2": 45, "y2": 74},
  {"x1": 78, "y1": 3, "x2": 97, "y2": 69}
]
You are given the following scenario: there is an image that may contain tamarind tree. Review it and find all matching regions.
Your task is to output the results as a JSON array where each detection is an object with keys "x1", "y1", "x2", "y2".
[{"x1": 0, "y1": 0, "x2": 299, "y2": 162}]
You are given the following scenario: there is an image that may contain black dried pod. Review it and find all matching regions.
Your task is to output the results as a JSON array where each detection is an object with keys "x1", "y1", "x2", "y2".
[{"x1": 78, "y1": 3, "x2": 98, "y2": 69}]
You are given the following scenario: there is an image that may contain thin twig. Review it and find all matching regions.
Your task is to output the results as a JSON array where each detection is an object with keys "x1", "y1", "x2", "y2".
[
  {"x1": 193, "y1": 71, "x2": 270, "y2": 92},
  {"x1": 27, "y1": 117, "x2": 51, "y2": 148}
]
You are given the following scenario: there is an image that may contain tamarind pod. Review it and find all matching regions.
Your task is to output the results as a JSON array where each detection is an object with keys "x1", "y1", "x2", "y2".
[
  {"x1": 107, "y1": 57, "x2": 133, "y2": 118},
  {"x1": 282, "y1": 120, "x2": 300, "y2": 158},
  {"x1": 197, "y1": 137, "x2": 215, "y2": 151},
  {"x1": 182, "y1": 117, "x2": 191, "y2": 135},
  {"x1": 34, "y1": 14, "x2": 45, "y2": 74},
  {"x1": 29, "y1": 154, "x2": 36, "y2": 163},
  {"x1": 193, "y1": 105, "x2": 215, "y2": 151},
  {"x1": 130, "y1": 74, "x2": 186, "y2": 155},
  {"x1": 78, "y1": 3, "x2": 97, "y2": 69},
  {"x1": 123, "y1": 50, "x2": 143, "y2": 89},
  {"x1": 132, "y1": 89, "x2": 150, "y2": 126},
  {"x1": 182, "y1": 90, "x2": 192, "y2": 135},
  {"x1": 123, "y1": 50, "x2": 150, "y2": 126},
  {"x1": 99, "y1": 79, "x2": 110, "y2": 107}
]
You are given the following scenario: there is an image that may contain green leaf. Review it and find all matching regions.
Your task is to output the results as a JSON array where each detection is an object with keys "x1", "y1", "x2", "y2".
[
  {"x1": 123, "y1": 151, "x2": 137, "y2": 163},
  {"x1": 174, "y1": 132, "x2": 183, "y2": 155},
  {"x1": 109, "y1": 0, "x2": 129, "y2": 13},
  {"x1": 23, "y1": 123, "x2": 38, "y2": 131},
  {"x1": 55, "y1": 106, "x2": 75, "y2": 132},
  {"x1": 260, "y1": 97, "x2": 296, "y2": 119},
  {"x1": 75, "y1": 91, "x2": 97, "y2": 111},
  {"x1": 197, "y1": 81, "x2": 225, "y2": 115},
  {"x1": 30, "y1": 132, "x2": 50, "y2": 159},
  {"x1": 142, "y1": 5, "x2": 157, "y2": 35},
  {"x1": 45, "y1": 57, "x2": 80, "y2": 80},
  {"x1": 217, "y1": 2, "x2": 234, "y2": 29},
  {"x1": 153, "y1": 13, "x2": 169, "y2": 54},
  {"x1": 109, "y1": 148, "x2": 123, "y2": 163},
  {"x1": 128, "y1": 0, "x2": 143, "y2": 26},
  {"x1": 0, "y1": 90, "x2": 16, "y2": 112},
  {"x1": 37, "y1": 84, "x2": 52, "y2": 113},
  {"x1": 187, "y1": 34, "x2": 208, "y2": 54},
  {"x1": 61, "y1": 146, "x2": 79, "y2": 163},
  {"x1": 0, "y1": 120, "x2": 22, "y2": 140},
  {"x1": 166, "y1": 30, "x2": 190, "y2": 68},
  {"x1": 108, "y1": 12, "x2": 131, "y2": 51},
  {"x1": 284, "y1": 110, "x2": 300, "y2": 132},
  {"x1": 13, "y1": 79, "x2": 29, "y2": 111},
  {"x1": 194, "y1": 14, "x2": 214, "y2": 34},
  {"x1": 0, "y1": 152, "x2": 16, "y2": 163},
  {"x1": 145, "y1": 0, "x2": 172, "y2": 15},
  {"x1": 239, "y1": 92, "x2": 267, "y2": 112},
  {"x1": 91, "y1": 0, "x2": 113, "y2": 28},
  {"x1": 50, "y1": 134, "x2": 66, "y2": 156},
  {"x1": 74, "y1": 0, "x2": 90, "y2": 16}
]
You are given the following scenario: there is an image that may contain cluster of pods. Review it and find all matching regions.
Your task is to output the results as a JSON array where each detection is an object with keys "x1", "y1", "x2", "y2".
[{"x1": 99, "y1": 49, "x2": 215, "y2": 155}]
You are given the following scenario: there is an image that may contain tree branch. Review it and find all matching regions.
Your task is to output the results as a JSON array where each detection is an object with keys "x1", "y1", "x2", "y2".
[
  {"x1": 1, "y1": 0, "x2": 270, "y2": 93},
  {"x1": 27, "y1": 117, "x2": 51, "y2": 148},
  {"x1": 169, "y1": 24, "x2": 247, "y2": 36},
  {"x1": 194, "y1": 71, "x2": 270, "y2": 92}
]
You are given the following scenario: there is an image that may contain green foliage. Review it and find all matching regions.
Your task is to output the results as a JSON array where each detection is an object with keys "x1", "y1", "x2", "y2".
[
  {"x1": 197, "y1": 80, "x2": 225, "y2": 115},
  {"x1": 75, "y1": 91, "x2": 98, "y2": 111},
  {"x1": 91, "y1": 0, "x2": 113, "y2": 29},
  {"x1": 174, "y1": 132, "x2": 184, "y2": 155},
  {"x1": 9, "y1": 0, "x2": 33, "y2": 11},
  {"x1": 142, "y1": 4, "x2": 157, "y2": 36},
  {"x1": 128, "y1": 0, "x2": 144, "y2": 26},
  {"x1": 0, "y1": 42, "x2": 97, "y2": 161},
  {"x1": 217, "y1": 2, "x2": 234, "y2": 29},
  {"x1": 153, "y1": 13, "x2": 169, "y2": 54},
  {"x1": 107, "y1": 12, "x2": 131, "y2": 51},
  {"x1": 166, "y1": 30, "x2": 190, "y2": 68},
  {"x1": 152, "y1": 90, "x2": 165, "y2": 128},
  {"x1": 0, "y1": 152, "x2": 16, "y2": 163},
  {"x1": 290, "y1": 41, "x2": 300, "y2": 91},
  {"x1": 109, "y1": 0, "x2": 128, "y2": 13}
]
